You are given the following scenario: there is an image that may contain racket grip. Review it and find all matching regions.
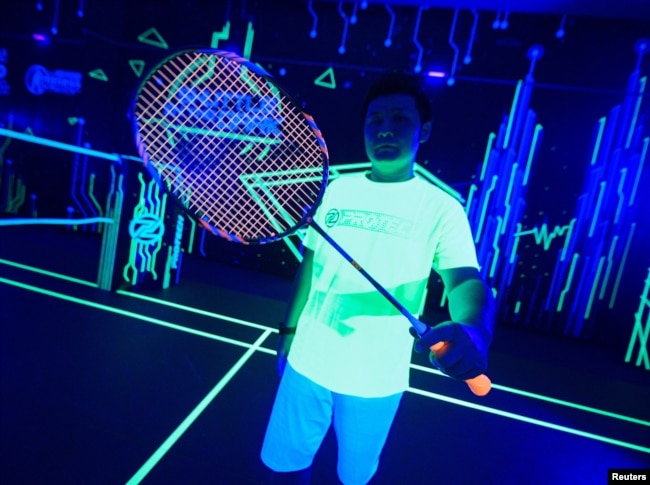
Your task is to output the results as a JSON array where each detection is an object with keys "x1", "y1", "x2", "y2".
[{"x1": 430, "y1": 342, "x2": 492, "y2": 396}]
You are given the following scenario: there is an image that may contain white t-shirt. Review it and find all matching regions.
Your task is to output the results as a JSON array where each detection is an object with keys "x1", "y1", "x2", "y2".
[{"x1": 287, "y1": 172, "x2": 479, "y2": 397}]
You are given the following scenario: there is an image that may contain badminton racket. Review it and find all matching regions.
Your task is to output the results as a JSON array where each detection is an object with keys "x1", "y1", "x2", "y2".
[{"x1": 131, "y1": 49, "x2": 491, "y2": 396}]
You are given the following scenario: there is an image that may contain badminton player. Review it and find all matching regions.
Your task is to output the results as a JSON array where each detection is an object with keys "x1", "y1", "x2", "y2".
[{"x1": 261, "y1": 71, "x2": 495, "y2": 485}]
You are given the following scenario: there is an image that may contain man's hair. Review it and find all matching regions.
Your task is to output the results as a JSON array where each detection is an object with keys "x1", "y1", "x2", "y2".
[{"x1": 361, "y1": 70, "x2": 432, "y2": 124}]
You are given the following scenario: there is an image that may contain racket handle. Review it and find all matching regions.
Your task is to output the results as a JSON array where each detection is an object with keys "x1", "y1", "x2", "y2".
[{"x1": 430, "y1": 342, "x2": 492, "y2": 396}]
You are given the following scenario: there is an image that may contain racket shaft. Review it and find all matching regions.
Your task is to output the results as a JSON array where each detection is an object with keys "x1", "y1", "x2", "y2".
[{"x1": 308, "y1": 219, "x2": 491, "y2": 396}]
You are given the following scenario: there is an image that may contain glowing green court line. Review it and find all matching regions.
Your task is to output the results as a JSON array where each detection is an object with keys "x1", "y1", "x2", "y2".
[
  {"x1": 5, "y1": 260, "x2": 648, "y2": 430},
  {"x1": 0, "y1": 277, "x2": 273, "y2": 353},
  {"x1": 0, "y1": 258, "x2": 98, "y2": 287},
  {"x1": 126, "y1": 328, "x2": 273, "y2": 485},
  {"x1": 116, "y1": 290, "x2": 274, "y2": 332},
  {"x1": 3, "y1": 276, "x2": 649, "y2": 462},
  {"x1": 410, "y1": 364, "x2": 650, "y2": 427},
  {"x1": 407, "y1": 386, "x2": 650, "y2": 454}
]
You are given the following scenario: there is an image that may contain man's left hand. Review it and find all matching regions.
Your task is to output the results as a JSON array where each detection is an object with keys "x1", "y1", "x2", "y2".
[{"x1": 410, "y1": 321, "x2": 490, "y2": 380}]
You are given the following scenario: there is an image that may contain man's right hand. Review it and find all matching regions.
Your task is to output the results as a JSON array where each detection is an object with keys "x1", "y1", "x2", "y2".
[{"x1": 277, "y1": 334, "x2": 295, "y2": 377}]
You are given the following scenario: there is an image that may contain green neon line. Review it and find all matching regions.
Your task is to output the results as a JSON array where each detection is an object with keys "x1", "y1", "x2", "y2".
[
  {"x1": 240, "y1": 172, "x2": 296, "y2": 227},
  {"x1": 282, "y1": 235, "x2": 304, "y2": 263},
  {"x1": 590, "y1": 117, "x2": 606, "y2": 165},
  {"x1": 257, "y1": 144, "x2": 271, "y2": 161},
  {"x1": 514, "y1": 301, "x2": 521, "y2": 314},
  {"x1": 0, "y1": 127, "x2": 122, "y2": 162},
  {"x1": 239, "y1": 165, "x2": 323, "y2": 179},
  {"x1": 558, "y1": 253, "x2": 579, "y2": 312},
  {"x1": 4, "y1": 274, "x2": 648, "y2": 454},
  {"x1": 187, "y1": 218, "x2": 197, "y2": 254},
  {"x1": 629, "y1": 136, "x2": 648, "y2": 206},
  {"x1": 625, "y1": 76, "x2": 646, "y2": 149},
  {"x1": 465, "y1": 184, "x2": 477, "y2": 216},
  {"x1": 584, "y1": 256, "x2": 605, "y2": 319},
  {"x1": 116, "y1": 290, "x2": 272, "y2": 331},
  {"x1": 475, "y1": 174, "x2": 498, "y2": 244},
  {"x1": 0, "y1": 277, "x2": 274, "y2": 352},
  {"x1": 126, "y1": 328, "x2": 272, "y2": 484},
  {"x1": 0, "y1": 259, "x2": 98, "y2": 287},
  {"x1": 523, "y1": 124, "x2": 542, "y2": 186},
  {"x1": 609, "y1": 223, "x2": 636, "y2": 309},
  {"x1": 510, "y1": 223, "x2": 522, "y2": 264},
  {"x1": 0, "y1": 217, "x2": 114, "y2": 226},
  {"x1": 501, "y1": 162, "x2": 518, "y2": 235},
  {"x1": 503, "y1": 80, "x2": 522, "y2": 149},
  {"x1": 87, "y1": 173, "x2": 104, "y2": 222},
  {"x1": 245, "y1": 176, "x2": 323, "y2": 187},
  {"x1": 407, "y1": 386, "x2": 650, "y2": 454},
  {"x1": 625, "y1": 269, "x2": 650, "y2": 368},
  {"x1": 599, "y1": 236, "x2": 618, "y2": 300},
  {"x1": 410, "y1": 363, "x2": 650, "y2": 427},
  {"x1": 588, "y1": 181, "x2": 606, "y2": 237},
  {"x1": 489, "y1": 216, "x2": 503, "y2": 278},
  {"x1": 239, "y1": 142, "x2": 255, "y2": 156},
  {"x1": 480, "y1": 133, "x2": 495, "y2": 181},
  {"x1": 139, "y1": 119, "x2": 282, "y2": 144},
  {"x1": 560, "y1": 218, "x2": 575, "y2": 261},
  {"x1": 243, "y1": 21, "x2": 255, "y2": 60},
  {"x1": 210, "y1": 22, "x2": 231, "y2": 48}
]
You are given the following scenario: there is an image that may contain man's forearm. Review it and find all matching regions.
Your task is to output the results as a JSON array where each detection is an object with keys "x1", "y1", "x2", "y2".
[{"x1": 446, "y1": 278, "x2": 495, "y2": 342}]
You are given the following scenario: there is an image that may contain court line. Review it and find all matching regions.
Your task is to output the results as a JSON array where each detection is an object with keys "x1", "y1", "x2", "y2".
[
  {"x1": 407, "y1": 386, "x2": 650, "y2": 454},
  {"x1": 122, "y1": 288, "x2": 650, "y2": 429},
  {"x1": 126, "y1": 328, "x2": 273, "y2": 484},
  {"x1": 1, "y1": 275, "x2": 648, "y2": 456},
  {"x1": 0, "y1": 276, "x2": 273, "y2": 354}
]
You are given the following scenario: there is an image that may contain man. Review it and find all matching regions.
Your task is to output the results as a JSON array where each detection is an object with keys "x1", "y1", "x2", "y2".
[{"x1": 261, "y1": 71, "x2": 495, "y2": 485}]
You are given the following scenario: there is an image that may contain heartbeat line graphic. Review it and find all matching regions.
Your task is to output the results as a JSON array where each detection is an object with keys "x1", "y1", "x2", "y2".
[{"x1": 513, "y1": 220, "x2": 575, "y2": 251}]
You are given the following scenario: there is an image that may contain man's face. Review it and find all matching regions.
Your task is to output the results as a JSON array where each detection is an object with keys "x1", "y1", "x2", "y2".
[{"x1": 364, "y1": 94, "x2": 430, "y2": 182}]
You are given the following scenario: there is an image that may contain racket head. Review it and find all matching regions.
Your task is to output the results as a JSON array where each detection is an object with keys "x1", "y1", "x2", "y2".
[{"x1": 131, "y1": 49, "x2": 329, "y2": 244}]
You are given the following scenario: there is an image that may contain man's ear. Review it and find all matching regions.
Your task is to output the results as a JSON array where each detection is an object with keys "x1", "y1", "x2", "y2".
[{"x1": 420, "y1": 121, "x2": 432, "y2": 143}]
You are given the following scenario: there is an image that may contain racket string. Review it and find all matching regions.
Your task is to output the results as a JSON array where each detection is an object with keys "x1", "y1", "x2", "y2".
[{"x1": 135, "y1": 50, "x2": 327, "y2": 241}]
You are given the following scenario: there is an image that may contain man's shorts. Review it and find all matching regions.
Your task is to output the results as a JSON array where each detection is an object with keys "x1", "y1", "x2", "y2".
[{"x1": 261, "y1": 363, "x2": 402, "y2": 485}]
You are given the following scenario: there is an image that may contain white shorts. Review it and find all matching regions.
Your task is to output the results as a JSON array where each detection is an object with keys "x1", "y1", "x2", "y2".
[{"x1": 260, "y1": 363, "x2": 402, "y2": 485}]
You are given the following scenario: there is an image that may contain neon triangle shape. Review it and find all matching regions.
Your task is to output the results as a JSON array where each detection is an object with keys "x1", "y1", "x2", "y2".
[
  {"x1": 129, "y1": 60, "x2": 145, "y2": 77},
  {"x1": 137, "y1": 27, "x2": 168, "y2": 49},
  {"x1": 314, "y1": 67, "x2": 336, "y2": 89},
  {"x1": 89, "y1": 69, "x2": 108, "y2": 81}
]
